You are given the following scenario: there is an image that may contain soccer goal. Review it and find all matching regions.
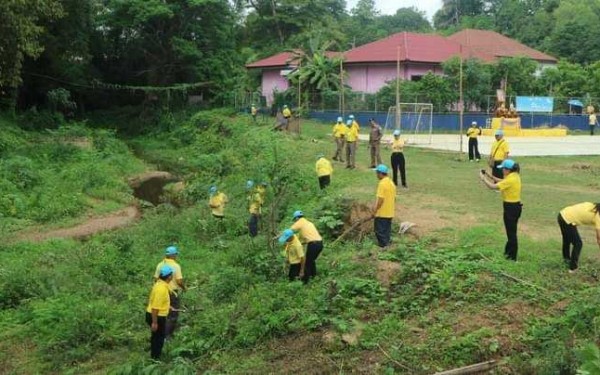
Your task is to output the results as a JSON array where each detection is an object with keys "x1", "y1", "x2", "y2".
[{"x1": 383, "y1": 103, "x2": 433, "y2": 144}]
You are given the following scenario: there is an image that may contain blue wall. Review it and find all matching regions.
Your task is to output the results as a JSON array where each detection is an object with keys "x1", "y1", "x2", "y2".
[{"x1": 309, "y1": 110, "x2": 591, "y2": 131}]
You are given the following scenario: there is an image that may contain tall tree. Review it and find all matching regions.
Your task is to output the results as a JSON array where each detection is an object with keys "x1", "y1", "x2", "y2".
[
  {"x1": 443, "y1": 57, "x2": 492, "y2": 110},
  {"x1": 433, "y1": 0, "x2": 487, "y2": 29}
]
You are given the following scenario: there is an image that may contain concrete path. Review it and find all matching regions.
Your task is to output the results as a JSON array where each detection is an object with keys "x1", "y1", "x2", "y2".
[{"x1": 359, "y1": 134, "x2": 600, "y2": 156}]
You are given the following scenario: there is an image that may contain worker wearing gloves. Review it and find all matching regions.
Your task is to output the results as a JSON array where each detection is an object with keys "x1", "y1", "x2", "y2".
[
  {"x1": 315, "y1": 154, "x2": 333, "y2": 189},
  {"x1": 279, "y1": 229, "x2": 306, "y2": 282},
  {"x1": 290, "y1": 211, "x2": 323, "y2": 283},
  {"x1": 332, "y1": 116, "x2": 347, "y2": 162}
]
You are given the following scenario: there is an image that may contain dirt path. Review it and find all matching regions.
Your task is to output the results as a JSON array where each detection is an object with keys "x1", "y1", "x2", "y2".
[{"x1": 15, "y1": 206, "x2": 140, "y2": 243}]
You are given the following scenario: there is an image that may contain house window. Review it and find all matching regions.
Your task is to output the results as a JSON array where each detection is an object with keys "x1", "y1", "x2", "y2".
[{"x1": 411, "y1": 75, "x2": 423, "y2": 82}]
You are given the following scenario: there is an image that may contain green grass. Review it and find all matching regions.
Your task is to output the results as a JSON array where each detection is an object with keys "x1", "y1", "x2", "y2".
[{"x1": 1, "y1": 112, "x2": 599, "y2": 374}]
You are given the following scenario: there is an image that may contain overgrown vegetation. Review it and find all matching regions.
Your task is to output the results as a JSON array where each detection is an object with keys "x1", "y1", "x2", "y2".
[{"x1": 1, "y1": 111, "x2": 600, "y2": 374}]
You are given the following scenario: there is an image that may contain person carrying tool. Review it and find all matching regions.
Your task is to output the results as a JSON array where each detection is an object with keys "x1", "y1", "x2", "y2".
[
  {"x1": 345, "y1": 119, "x2": 359, "y2": 169},
  {"x1": 153, "y1": 246, "x2": 186, "y2": 338},
  {"x1": 488, "y1": 129, "x2": 510, "y2": 179},
  {"x1": 557, "y1": 202, "x2": 600, "y2": 273},
  {"x1": 466, "y1": 121, "x2": 482, "y2": 162},
  {"x1": 371, "y1": 164, "x2": 396, "y2": 248},
  {"x1": 315, "y1": 154, "x2": 333, "y2": 189},
  {"x1": 368, "y1": 118, "x2": 383, "y2": 168},
  {"x1": 146, "y1": 264, "x2": 173, "y2": 360},
  {"x1": 332, "y1": 116, "x2": 347, "y2": 162},
  {"x1": 278, "y1": 229, "x2": 306, "y2": 282},
  {"x1": 289, "y1": 211, "x2": 323, "y2": 283}
]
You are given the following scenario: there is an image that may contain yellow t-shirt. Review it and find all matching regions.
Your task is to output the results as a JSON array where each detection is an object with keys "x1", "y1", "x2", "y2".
[
  {"x1": 332, "y1": 123, "x2": 347, "y2": 138},
  {"x1": 467, "y1": 126, "x2": 481, "y2": 138},
  {"x1": 391, "y1": 138, "x2": 404, "y2": 153},
  {"x1": 352, "y1": 120, "x2": 360, "y2": 129},
  {"x1": 248, "y1": 190, "x2": 263, "y2": 214},
  {"x1": 561, "y1": 202, "x2": 600, "y2": 229},
  {"x1": 154, "y1": 258, "x2": 183, "y2": 293},
  {"x1": 590, "y1": 114, "x2": 597, "y2": 126},
  {"x1": 146, "y1": 279, "x2": 171, "y2": 316},
  {"x1": 209, "y1": 192, "x2": 228, "y2": 217},
  {"x1": 251, "y1": 107, "x2": 257, "y2": 115},
  {"x1": 496, "y1": 172, "x2": 521, "y2": 203},
  {"x1": 283, "y1": 108, "x2": 292, "y2": 118},
  {"x1": 284, "y1": 235, "x2": 305, "y2": 264},
  {"x1": 315, "y1": 157, "x2": 333, "y2": 177},
  {"x1": 490, "y1": 139, "x2": 509, "y2": 161},
  {"x1": 346, "y1": 125, "x2": 359, "y2": 142},
  {"x1": 290, "y1": 217, "x2": 322, "y2": 243},
  {"x1": 376, "y1": 176, "x2": 396, "y2": 218}
]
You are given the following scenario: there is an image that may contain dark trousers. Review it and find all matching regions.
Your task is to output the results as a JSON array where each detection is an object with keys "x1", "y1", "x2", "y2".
[
  {"x1": 303, "y1": 241, "x2": 323, "y2": 283},
  {"x1": 145, "y1": 312, "x2": 167, "y2": 360},
  {"x1": 468, "y1": 138, "x2": 481, "y2": 160},
  {"x1": 391, "y1": 152, "x2": 406, "y2": 187},
  {"x1": 248, "y1": 214, "x2": 259, "y2": 237},
  {"x1": 374, "y1": 217, "x2": 392, "y2": 247},
  {"x1": 318, "y1": 175, "x2": 331, "y2": 189},
  {"x1": 165, "y1": 293, "x2": 180, "y2": 338},
  {"x1": 503, "y1": 202, "x2": 522, "y2": 261},
  {"x1": 591, "y1": 125, "x2": 596, "y2": 135},
  {"x1": 288, "y1": 263, "x2": 301, "y2": 281},
  {"x1": 558, "y1": 213, "x2": 582, "y2": 270},
  {"x1": 492, "y1": 160, "x2": 503, "y2": 179}
]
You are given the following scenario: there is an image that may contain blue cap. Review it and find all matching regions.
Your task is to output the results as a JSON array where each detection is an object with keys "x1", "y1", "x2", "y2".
[
  {"x1": 292, "y1": 210, "x2": 304, "y2": 220},
  {"x1": 209, "y1": 186, "x2": 217, "y2": 194},
  {"x1": 283, "y1": 105, "x2": 288, "y2": 108},
  {"x1": 349, "y1": 115, "x2": 355, "y2": 119},
  {"x1": 393, "y1": 130, "x2": 401, "y2": 136},
  {"x1": 246, "y1": 180, "x2": 254, "y2": 189},
  {"x1": 497, "y1": 159, "x2": 516, "y2": 170},
  {"x1": 375, "y1": 164, "x2": 389, "y2": 174},
  {"x1": 337, "y1": 116, "x2": 343, "y2": 122},
  {"x1": 278, "y1": 229, "x2": 295, "y2": 244},
  {"x1": 495, "y1": 129, "x2": 504, "y2": 136},
  {"x1": 165, "y1": 246, "x2": 178, "y2": 256},
  {"x1": 159, "y1": 264, "x2": 174, "y2": 277},
  {"x1": 346, "y1": 120, "x2": 352, "y2": 126}
]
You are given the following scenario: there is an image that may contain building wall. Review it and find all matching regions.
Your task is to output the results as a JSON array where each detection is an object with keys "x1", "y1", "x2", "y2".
[
  {"x1": 345, "y1": 63, "x2": 443, "y2": 94},
  {"x1": 262, "y1": 69, "x2": 290, "y2": 105}
]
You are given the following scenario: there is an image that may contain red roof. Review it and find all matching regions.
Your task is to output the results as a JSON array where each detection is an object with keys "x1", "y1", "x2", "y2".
[
  {"x1": 448, "y1": 29, "x2": 557, "y2": 63},
  {"x1": 246, "y1": 51, "x2": 342, "y2": 69},
  {"x1": 342, "y1": 32, "x2": 492, "y2": 64}
]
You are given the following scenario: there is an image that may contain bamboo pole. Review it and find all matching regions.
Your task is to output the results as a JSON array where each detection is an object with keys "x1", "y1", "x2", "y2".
[
  {"x1": 433, "y1": 360, "x2": 498, "y2": 375},
  {"x1": 459, "y1": 44, "x2": 464, "y2": 155},
  {"x1": 395, "y1": 46, "x2": 400, "y2": 130},
  {"x1": 298, "y1": 60, "x2": 301, "y2": 136}
]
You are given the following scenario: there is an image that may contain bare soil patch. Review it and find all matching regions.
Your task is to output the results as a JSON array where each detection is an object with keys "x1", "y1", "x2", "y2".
[
  {"x1": 376, "y1": 260, "x2": 401, "y2": 288},
  {"x1": 128, "y1": 171, "x2": 179, "y2": 205},
  {"x1": 16, "y1": 206, "x2": 140, "y2": 243}
]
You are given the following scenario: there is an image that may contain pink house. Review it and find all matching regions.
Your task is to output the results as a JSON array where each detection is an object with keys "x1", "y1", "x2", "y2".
[{"x1": 246, "y1": 30, "x2": 557, "y2": 104}]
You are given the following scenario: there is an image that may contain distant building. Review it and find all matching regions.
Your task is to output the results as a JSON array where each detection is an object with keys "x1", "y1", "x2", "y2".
[{"x1": 246, "y1": 29, "x2": 557, "y2": 105}]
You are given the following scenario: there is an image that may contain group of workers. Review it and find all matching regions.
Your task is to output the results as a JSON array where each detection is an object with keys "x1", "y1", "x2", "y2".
[{"x1": 145, "y1": 112, "x2": 600, "y2": 361}]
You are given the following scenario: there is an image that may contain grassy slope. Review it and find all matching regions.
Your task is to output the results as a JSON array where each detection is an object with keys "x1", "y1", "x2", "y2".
[{"x1": 1, "y1": 114, "x2": 599, "y2": 374}]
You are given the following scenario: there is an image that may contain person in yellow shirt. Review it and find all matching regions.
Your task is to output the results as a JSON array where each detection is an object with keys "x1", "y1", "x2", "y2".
[
  {"x1": 479, "y1": 159, "x2": 522, "y2": 261},
  {"x1": 390, "y1": 130, "x2": 407, "y2": 189},
  {"x1": 282, "y1": 105, "x2": 292, "y2": 128},
  {"x1": 278, "y1": 229, "x2": 305, "y2": 282},
  {"x1": 315, "y1": 154, "x2": 333, "y2": 189},
  {"x1": 290, "y1": 211, "x2": 323, "y2": 283},
  {"x1": 247, "y1": 180, "x2": 263, "y2": 237},
  {"x1": 372, "y1": 164, "x2": 396, "y2": 248},
  {"x1": 589, "y1": 113, "x2": 597, "y2": 135},
  {"x1": 146, "y1": 264, "x2": 173, "y2": 359},
  {"x1": 251, "y1": 104, "x2": 258, "y2": 122},
  {"x1": 488, "y1": 129, "x2": 510, "y2": 179},
  {"x1": 153, "y1": 246, "x2": 186, "y2": 338},
  {"x1": 208, "y1": 186, "x2": 228, "y2": 219},
  {"x1": 332, "y1": 116, "x2": 346, "y2": 162},
  {"x1": 466, "y1": 121, "x2": 482, "y2": 162},
  {"x1": 558, "y1": 202, "x2": 600, "y2": 272},
  {"x1": 345, "y1": 119, "x2": 359, "y2": 169}
]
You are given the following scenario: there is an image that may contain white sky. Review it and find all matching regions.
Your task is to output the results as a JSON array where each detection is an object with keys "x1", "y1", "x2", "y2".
[{"x1": 346, "y1": 0, "x2": 443, "y2": 21}]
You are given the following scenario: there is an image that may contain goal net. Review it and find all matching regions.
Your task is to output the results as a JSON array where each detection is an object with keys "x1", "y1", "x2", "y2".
[{"x1": 383, "y1": 103, "x2": 433, "y2": 144}]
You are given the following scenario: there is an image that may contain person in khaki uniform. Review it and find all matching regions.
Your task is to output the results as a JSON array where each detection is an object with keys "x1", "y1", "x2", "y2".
[
  {"x1": 368, "y1": 118, "x2": 383, "y2": 168},
  {"x1": 332, "y1": 117, "x2": 346, "y2": 162},
  {"x1": 345, "y1": 119, "x2": 359, "y2": 169}
]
